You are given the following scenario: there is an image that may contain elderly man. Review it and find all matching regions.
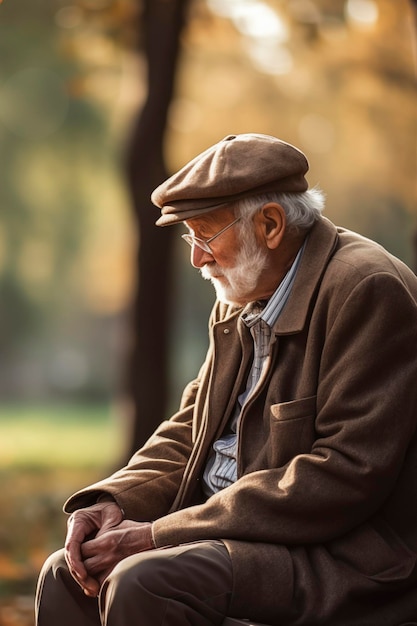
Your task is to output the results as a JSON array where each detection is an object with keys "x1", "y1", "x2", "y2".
[{"x1": 36, "y1": 134, "x2": 417, "y2": 626}]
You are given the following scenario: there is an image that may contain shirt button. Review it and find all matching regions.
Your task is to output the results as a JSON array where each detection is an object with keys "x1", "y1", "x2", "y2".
[{"x1": 223, "y1": 328, "x2": 230, "y2": 334}]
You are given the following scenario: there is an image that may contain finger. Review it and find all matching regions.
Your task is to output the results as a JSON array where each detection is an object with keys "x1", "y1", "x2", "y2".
[
  {"x1": 83, "y1": 586, "x2": 99, "y2": 598},
  {"x1": 65, "y1": 541, "x2": 88, "y2": 582},
  {"x1": 80, "y1": 536, "x2": 102, "y2": 560},
  {"x1": 66, "y1": 512, "x2": 95, "y2": 544},
  {"x1": 81, "y1": 545, "x2": 111, "y2": 578},
  {"x1": 65, "y1": 536, "x2": 92, "y2": 585},
  {"x1": 65, "y1": 514, "x2": 97, "y2": 578},
  {"x1": 81, "y1": 535, "x2": 119, "y2": 580},
  {"x1": 81, "y1": 577, "x2": 100, "y2": 598},
  {"x1": 83, "y1": 554, "x2": 110, "y2": 578},
  {"x1": 65, "y1": 550, "x2": 100, "y2": 597},
  {"x1": 71, "y1": 567, "x2": 99, "y2": 597}
]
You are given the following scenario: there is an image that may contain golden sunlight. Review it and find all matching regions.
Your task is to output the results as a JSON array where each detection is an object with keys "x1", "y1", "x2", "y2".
[{"x1": 345, "y1": 0, "x2": 379, "y2": 27}]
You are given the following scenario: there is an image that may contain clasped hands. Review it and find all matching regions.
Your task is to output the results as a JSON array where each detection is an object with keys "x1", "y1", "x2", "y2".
[{"x1": 65, "y1": 500, "x2": 154, "y2": 598}]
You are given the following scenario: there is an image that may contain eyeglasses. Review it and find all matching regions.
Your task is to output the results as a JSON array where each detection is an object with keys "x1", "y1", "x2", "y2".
[{"x1": 181, "y1": 217, "x2": 241, "y2": 254}]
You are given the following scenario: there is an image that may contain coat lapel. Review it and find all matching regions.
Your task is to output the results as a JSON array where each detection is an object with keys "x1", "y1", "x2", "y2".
[{"x1": 275, "y1": 217, "x2": 339, "y2": 335}]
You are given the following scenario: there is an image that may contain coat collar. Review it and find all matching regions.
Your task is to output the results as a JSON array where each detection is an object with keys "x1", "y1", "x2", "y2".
[{"x1": 274, "y1": 216, "x2": 339, "y2": 334}]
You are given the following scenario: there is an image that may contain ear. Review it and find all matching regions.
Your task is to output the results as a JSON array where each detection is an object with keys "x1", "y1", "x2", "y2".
[{"x1": 257, "y1": 203, "x2": 286, "y2": 250}]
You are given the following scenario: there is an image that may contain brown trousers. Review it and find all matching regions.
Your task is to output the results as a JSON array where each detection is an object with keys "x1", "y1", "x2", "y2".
[{"x1": 35, "y1": 541, "x2": 233, "y2": 626}]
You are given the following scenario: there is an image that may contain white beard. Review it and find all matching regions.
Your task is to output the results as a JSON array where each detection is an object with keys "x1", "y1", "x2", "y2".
[{"x1": 200, "y1": 227, "x2": 268, "y2": 306}]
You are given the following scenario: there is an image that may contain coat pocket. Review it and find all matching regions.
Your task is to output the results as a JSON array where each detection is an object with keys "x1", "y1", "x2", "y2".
[{"x1": 268, "y1": 395, "x2": 317, "y2": 468}]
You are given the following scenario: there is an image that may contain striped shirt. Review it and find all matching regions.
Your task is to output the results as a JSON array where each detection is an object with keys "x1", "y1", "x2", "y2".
[{"x1": 202, "y1": 243, "x2": 305, "y2": 497}]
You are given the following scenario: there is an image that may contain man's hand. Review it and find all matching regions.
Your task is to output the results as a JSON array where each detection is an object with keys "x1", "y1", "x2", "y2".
[
  {"x1": 80, "y1": 520, "x2": 154, "y2": 591},
  {"x1": 65, "y1": 500, "x2": 124, "y2": 597}
]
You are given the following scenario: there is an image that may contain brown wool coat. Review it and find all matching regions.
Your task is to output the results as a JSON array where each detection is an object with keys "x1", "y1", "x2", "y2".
[{"x1": 66, "y1": 217, "x2": 417, "y2": 625}]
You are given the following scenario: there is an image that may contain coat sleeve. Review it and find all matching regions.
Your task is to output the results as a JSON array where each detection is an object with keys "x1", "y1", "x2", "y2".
[{"x1": 151, "y1": 270, "x2": 417, "y2": 547}]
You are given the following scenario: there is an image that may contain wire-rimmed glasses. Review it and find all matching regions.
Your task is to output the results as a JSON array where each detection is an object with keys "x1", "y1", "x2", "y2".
[{"x1": 181, "y1": 217, "x2": 241, "y2": 253}]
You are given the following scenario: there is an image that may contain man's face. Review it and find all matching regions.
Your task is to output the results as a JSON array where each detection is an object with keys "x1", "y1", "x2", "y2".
[{"x1": 184, "y1": 209, "x2": 269, "y2": 306}]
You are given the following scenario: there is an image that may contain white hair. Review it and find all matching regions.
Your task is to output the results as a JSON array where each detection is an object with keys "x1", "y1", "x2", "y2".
[{"x1": 234, "y1": 187, "x2": 326, "y2": 235}]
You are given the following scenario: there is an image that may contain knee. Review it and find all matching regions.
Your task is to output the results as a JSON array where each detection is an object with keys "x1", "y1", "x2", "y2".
[
  {"x1": 39, "y1": 548, "x2": 68, "y2": 581},
  {"x1": 37, "y1": 548, "x2": 76, "y2": 602},
  {"x1": 100, "y1": 543, "x2": 232, "y2": 625},
  {"x1": 101, "y1": 548, "x2": 189, "y2": 615},
  {"x1": 36, "y1": 549, "x2": 72, "y2": 621},
  {"x1": 103, "y1": 551, "x2": 162, "y2": 600}
]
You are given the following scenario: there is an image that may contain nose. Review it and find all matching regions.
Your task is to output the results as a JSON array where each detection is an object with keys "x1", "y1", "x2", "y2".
[{"x1": 191, "y1": 244, "x2": 213, "y2": 268}]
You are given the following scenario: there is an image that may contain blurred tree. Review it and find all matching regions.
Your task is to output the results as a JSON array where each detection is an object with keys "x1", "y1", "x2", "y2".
[{"x1": 123, "y1": 0, "x2": 190, "y2": 456}]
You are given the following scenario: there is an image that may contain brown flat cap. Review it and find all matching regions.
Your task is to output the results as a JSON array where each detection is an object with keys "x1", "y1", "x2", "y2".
[{"x1": 152, "y1": 133, "x2": 309, "y2": 226}]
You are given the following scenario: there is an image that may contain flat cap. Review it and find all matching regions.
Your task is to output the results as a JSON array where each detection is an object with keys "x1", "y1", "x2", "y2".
[{"x1": 152, "y1": 133, "x2": 309, "y2": 226}]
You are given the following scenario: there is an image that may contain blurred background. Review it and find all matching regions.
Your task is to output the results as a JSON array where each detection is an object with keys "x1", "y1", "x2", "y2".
[{"x1": 0, "y1": 0, "x2": 416, "y2": 623}]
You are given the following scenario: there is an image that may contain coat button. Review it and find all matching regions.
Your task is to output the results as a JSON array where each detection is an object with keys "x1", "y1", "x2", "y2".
[{"x1": 223, "y1": 328, "x2": 230, "y2": 334}]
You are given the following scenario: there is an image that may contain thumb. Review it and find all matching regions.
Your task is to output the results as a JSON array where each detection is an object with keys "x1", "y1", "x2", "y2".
[{"x1": 95, "y1": 501, "x2": 124, "y2": 536}]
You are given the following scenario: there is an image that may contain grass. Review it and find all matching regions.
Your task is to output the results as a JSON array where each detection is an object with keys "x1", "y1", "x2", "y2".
[{"x1": 0, "y1": 403, "x2": 125, "y2": 468}]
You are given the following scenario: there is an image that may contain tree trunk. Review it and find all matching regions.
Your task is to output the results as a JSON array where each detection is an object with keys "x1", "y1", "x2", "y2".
[{"x1": 124, "y1": 0, "x2": 190, "y2": 459}]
